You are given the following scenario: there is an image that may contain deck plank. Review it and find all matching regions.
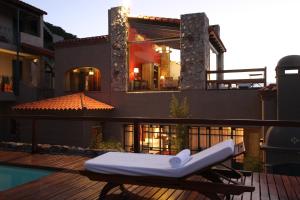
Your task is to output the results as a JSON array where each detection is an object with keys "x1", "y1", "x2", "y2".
[
  {"x1": 282, "y1": 175, "x2": 298, "y2": 200},
  {"x1": 273, "y1": 174, "x2": 289, "y2": 200},
  {"x1": 0, "y1": 151, "x2": 299, "y2": 200},
  {"x1": 251, "y1": 172, "x2": 260, "y2": 200},
  {"x1": 260, "y1": 172, "x2": 270, "y2": 200},
  {"x1": 266, "y1": 173, "x2": 279, "y2": 200},
  {"x1": 289, "y1": 176, "x2": 300, "y2": 200}
]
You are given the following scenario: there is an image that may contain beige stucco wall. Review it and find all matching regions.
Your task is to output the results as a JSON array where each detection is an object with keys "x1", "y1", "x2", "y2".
[{"x1": 55, "y1": 42, "x2": 111, "y2": 99}]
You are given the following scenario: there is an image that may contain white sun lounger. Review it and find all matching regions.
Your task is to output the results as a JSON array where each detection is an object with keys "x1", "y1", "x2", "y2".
[
  {"x1": 81, "y1": 140, "x2": 254, "y2": 200},
  {"x1": 85, "y1": 140, "x2": 235, "y2": 177}
]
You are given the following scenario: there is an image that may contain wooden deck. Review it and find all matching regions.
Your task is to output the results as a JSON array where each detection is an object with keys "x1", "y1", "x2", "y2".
[{"x1": 0, "y1": 151, "x2": 299, "y2": 200}]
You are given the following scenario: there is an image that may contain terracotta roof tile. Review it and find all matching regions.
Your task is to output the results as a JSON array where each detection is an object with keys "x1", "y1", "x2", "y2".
[{"x1": 13, "y1": 93, "x2": 114, "y2": 111}]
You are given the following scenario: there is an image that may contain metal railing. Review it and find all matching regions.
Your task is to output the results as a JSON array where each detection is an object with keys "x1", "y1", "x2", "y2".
[{"x1": 206, "y1": 67, "x2": 267, "y2": 90}]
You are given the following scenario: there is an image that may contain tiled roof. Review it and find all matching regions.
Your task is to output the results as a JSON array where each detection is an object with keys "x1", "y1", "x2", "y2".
[
  {"x1": 55, "y1": 35, "x2": 109, "y2": 48},
  {"x1": 13, "y1": 93, "x2": 114, "y2": 111}
]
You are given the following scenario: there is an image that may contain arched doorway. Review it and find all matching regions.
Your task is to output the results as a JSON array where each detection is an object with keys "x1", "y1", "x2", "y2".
[{"x1": 65, "y1": 67, "x2": 101, "y2": 92}]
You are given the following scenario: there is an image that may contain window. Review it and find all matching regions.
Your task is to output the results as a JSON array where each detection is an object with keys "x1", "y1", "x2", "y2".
[
  {"x1": 124, "y1": 124, "x2": 244, "y2": 156},
  {"x1": 65, "y1": 67, "x2": 101, "y2": 92},
  {"x1": 128, "y1": 22, "x2": 180, "y2": 91},
  {"x1": 19, "y1": 12, "x2": 40, "y2": 37}
]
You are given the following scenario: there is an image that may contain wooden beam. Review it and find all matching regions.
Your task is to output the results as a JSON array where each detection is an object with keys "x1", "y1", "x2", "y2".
[
  {"x1": 1, "y1": 115, "x2": 300, "y2": 128},
  {"x1": 133, "y1": 122, "x2": 140, "y2": 153}
]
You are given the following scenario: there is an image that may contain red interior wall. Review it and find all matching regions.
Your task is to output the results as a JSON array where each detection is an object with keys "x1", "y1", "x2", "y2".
[{"x1": 128, "y1": 28, "x2": 161, "y2": 80}]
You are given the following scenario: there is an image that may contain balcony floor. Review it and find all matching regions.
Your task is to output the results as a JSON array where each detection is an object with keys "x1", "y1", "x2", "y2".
[{"x1": 0, "y1": 151, "x2": 299, "y2": 200}]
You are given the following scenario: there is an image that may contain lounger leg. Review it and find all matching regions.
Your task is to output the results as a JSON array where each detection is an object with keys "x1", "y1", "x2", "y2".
[{"x1": 99, "y1": 182, "x2": 121, "y2": 200}]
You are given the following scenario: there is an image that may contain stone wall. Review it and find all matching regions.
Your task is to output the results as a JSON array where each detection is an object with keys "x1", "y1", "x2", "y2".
[
  {"x1": 109, "y1": 7, "x2": 129, "y2": 92},
  {"x1": 180, "y1": 13, "x2": 210, "y2": 90}
]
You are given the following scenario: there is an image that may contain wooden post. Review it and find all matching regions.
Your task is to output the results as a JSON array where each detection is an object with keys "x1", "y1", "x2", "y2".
[
  {"x1": 133, "y1": 121, "x2": 140, "y2": 153},
  {"x1": 32, "y1": 119, "x2": 37, "y2": 153}
]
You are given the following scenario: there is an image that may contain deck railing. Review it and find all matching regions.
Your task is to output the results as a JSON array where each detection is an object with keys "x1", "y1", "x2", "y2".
[
  {"x1": 206, "y1": 67, "x2": 267, "y2": 90},
  {"x1": 1, "y1": 115, "x2": 300, "y2": 154}
]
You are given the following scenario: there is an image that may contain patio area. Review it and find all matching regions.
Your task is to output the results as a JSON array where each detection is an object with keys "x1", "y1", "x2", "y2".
[{"x1": 0, "y1": 151, "x2": 299, "y2": 200}]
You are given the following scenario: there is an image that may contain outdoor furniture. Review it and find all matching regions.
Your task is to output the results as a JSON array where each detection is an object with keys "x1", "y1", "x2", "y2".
[{"x1": 80, "y1": 140, "x2": 254, "y2": 200}]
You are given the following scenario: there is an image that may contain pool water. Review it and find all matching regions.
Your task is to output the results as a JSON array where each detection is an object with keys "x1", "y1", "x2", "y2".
[{"x1": 0, "y1": 165, "x2": 54, "y2": 191}]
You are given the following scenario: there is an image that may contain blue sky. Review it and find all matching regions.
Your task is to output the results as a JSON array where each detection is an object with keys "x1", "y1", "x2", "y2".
[{"x1": 23, "y1": 0, "x2": 300, "y2": 83}]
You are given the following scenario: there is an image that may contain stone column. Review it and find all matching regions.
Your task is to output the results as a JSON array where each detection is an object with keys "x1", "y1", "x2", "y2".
[
  {"x1": 109, "y1": 6, "x2": 129, "y2": 92},
  {"x1": 217, "y1": 53, "x2": 224, "y2": 80},
  {"x1": 180, "y1": 13, "x2": 210, "y2": 90},
  {"x1": 211, "y1": 25, "x2": 224, "y2": 80}
]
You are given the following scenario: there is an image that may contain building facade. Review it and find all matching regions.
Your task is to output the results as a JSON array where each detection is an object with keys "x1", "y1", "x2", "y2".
[
  {"x1": 41, "y1": 7, "x2": 262, "y2": 158},
  {"x1": 0, "y1": 0, "x2": 57, "y2": 141},
  {"x1": 10, "y1": 6, "x2": 268, "y2": 169}
]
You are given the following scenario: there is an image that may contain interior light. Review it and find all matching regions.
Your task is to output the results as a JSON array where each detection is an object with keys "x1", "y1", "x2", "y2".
[
  {"x1": 155, "y1": 47, "x2": 162, "y2": 53},
  {"x1": 73, "y1": 68, "x2": 79, "y2": 73},
  {"x1": 160, "y1": 76, "x2": 165, "y2": 80},
  {"x1": 89, "y1": 68, "x2": 94, "y2": 75},
  {"x1": 33, "y1": 58, "x2": 39, "y2": 63},
  {"x1": 133, "y1": 67, "x2": 139, "y2": 73},
  {"x1": 285, "y1": 69, "x2": 298, "y2": 74}
]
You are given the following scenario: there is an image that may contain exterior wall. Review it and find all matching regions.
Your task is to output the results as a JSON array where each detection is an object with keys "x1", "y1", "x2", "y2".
[
  {"x1": 54, "y1": 43, "x2": 111, "y2": 98},
  {"x1": 180, "y1": 13, "x2": 210, "y2": 90},
  {"x1": 20, "y1": 32, "x2": 43, "y2": 47},
  {"x1": 106, "y1": 90, "x2": 261, "y2": 119},
  {"x1": 17, "y1": 120, "x2": 88, "y2": 147}
]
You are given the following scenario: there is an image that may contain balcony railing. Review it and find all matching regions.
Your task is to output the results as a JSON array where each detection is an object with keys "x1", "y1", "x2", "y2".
[
  {"x1": 0, "y1": 75, "x2": 13, "y2": 93},
  {"x1": 206, "y1": 67, "x2": 267, "y2": 90}
]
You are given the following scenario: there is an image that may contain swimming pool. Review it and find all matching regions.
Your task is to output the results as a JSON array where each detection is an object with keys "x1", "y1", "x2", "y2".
[{"x1": 0, "y1": 165, "x2": 54, "y2": 191}]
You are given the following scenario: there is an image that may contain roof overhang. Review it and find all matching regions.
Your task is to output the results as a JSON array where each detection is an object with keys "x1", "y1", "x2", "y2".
[
  {"x1": 21, "y1": 43, "x2": 54, "y2": 58},
  {"x1": 1, "y1": 0, "x2": 47, "y2": 15}
]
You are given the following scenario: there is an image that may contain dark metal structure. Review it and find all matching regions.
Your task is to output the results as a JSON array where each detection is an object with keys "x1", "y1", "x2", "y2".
[{"x1": 262, "y1": 55, "x2": 300, "y2": 175}]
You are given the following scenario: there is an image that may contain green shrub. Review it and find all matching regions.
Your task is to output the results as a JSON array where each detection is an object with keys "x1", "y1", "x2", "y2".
[{"x1": 169, "y1": 94, "x2": 190, "y2": 152}]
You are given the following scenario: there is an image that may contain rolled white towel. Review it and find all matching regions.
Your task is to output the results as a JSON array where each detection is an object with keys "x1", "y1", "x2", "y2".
[{"x1": 169, "y1": 149, "x2": 191, "y2": 168}]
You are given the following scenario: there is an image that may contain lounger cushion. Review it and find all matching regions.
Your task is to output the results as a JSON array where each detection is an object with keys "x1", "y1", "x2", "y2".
[{"x1": 84, "y1": 140, "x2": 234, "y2": 178}]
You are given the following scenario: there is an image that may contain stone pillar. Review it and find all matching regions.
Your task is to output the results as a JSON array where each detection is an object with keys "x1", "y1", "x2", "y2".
[
  {"x1": 180, "y1": 13, "x2": 210, "y2": 90},
  {"x1": 212, "y1": 25, "x2": 224, "y2": 80},
  {"x1": 217, "y1": 53, "x2": 224, "y2": 80},
  {"x1": 109, "y1": 7, "x2": 129, "y2": 92}
]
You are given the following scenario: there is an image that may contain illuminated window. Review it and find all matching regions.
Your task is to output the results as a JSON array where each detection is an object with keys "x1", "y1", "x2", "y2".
[
  {"x1": 124, "y1": 124, "x2": 244, "y2": 156},
  {"x1": 128, "y1": 20, "x2": 180, "y2": 91},
  {"x1": 65, "y1": 67, "x2": 101, "y2": 92}
]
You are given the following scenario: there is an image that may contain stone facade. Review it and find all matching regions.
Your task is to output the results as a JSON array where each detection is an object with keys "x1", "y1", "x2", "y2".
[
  {"x1": 109, "y1": 7, "x2": 129, "y2": 92},
  {"x1": 180, "y1": 13, "x2": 210, "y2": 90}
]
